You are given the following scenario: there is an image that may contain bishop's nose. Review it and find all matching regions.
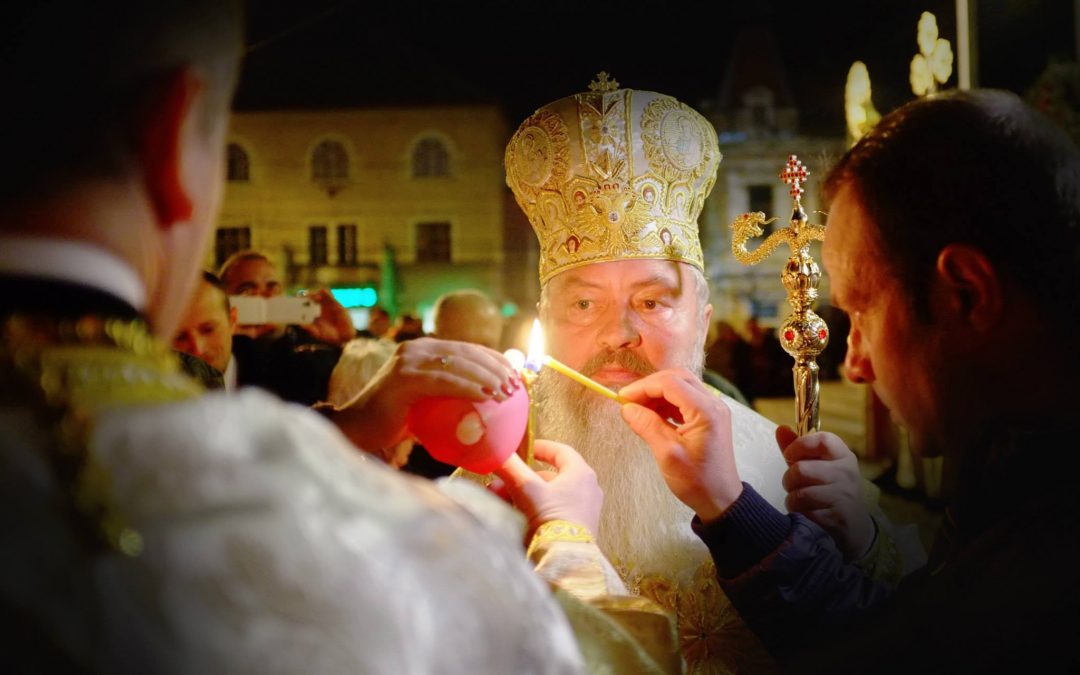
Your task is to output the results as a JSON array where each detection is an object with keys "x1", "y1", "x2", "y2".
[{"x1": 596, "y1": 307, "x2": 642, "y2": 351}]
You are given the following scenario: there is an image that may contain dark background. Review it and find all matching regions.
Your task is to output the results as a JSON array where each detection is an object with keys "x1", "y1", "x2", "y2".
[{"x1": 235, "y1": 0, "x2": 1075, "y2": 133}]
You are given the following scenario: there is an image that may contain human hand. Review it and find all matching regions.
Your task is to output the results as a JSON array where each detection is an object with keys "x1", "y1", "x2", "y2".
[
  {"x1": 776, "y1": 425, "x2": 875, "y2": 560},
  {"x1": 618, "y1": 369, "x2": 743, "y2": 522},
  {"x1": 491, "y1": 440, "x2": 602, "y2": 537},
  {"x1": 333, "y1": 337, "x2": 519, "y2": 452},
  {"x1": 300, "y1": 288, "x2": 356, "y2": 346}
]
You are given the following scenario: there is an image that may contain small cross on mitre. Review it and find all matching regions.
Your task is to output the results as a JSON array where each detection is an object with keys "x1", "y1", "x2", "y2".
[{"x1": 588, "y1": 72, "x2": 620, "y2": 92}]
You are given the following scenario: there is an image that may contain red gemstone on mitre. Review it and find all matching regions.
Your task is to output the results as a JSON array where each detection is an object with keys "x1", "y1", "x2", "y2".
[{"x1": 784, "y1": 329, "x2": 795, "y2": 342}]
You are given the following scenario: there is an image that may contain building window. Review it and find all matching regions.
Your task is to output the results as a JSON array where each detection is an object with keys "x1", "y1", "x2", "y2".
[
  {"x1": 227, "y1": 143, "x2": 249, "y2": 182},
  {"x1": 748, "y1": 185, "x2": 774, "y2": 236},
  {"x1": 412, "y1": 137, "x2": 450, "y2": 178},
  {"x1": 416, "y1": 222, "x2": 451, "y2": 262},
  {"x1": 312, "y1": 140, "x2": 349, "y2": 182},
  {"x1": 215, "y1": 226, "x2": 250, "y2": 268},
  {"x1": 338, "y1": 224, "x2": 358, "y2": 266},
  {"x1": 309, "y1": 225, "x2": 328, "y2": 267}
]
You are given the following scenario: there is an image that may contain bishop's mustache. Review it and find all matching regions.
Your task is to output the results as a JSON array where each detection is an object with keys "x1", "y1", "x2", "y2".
[{"x1": 580, "y1": 349, "x2": 657, "y2": 378}]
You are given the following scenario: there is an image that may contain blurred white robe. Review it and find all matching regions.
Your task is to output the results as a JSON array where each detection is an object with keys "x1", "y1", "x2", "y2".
[{"x1": 4, "y1": 387, "x2": 586, "y2": 674}]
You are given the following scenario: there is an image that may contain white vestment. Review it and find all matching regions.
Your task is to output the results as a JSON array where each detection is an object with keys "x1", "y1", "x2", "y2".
[
  {"x1": 3, "y1": 388, "x2": 586, "y2": 674},
  {"x1": 723, "y1": 393, "x2": 789, "y2": 511}
]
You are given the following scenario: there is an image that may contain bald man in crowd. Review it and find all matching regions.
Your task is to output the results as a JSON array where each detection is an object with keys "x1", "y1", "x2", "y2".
[{"x1": 433, "y1": 289, "x2": 504, "y2": 349}]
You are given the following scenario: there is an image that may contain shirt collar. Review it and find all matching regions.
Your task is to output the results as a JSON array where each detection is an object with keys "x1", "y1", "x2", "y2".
[
  {"x1": 224, "y1": 354, "x2": 238, "y2": 392},
  {"x1": 0, "y1": 236, "x2": 147, "y2": 312}
]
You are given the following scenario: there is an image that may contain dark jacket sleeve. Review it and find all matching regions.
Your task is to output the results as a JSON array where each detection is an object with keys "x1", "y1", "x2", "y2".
[{"x1": 692, "y1": 484, "x2": 895, "y2": 660}]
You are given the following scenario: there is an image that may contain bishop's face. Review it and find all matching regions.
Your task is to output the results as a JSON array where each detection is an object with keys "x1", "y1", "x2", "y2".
[{"x1": 540, "y1": 259, "x2": 711, "y2": 388}]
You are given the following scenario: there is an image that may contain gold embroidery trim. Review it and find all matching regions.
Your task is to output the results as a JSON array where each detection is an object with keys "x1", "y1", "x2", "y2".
[
  {"x1": 527, "y1": 519, "x2": 595, "y2": 557},
  {"x1": 2, "y1": 314, "x2": 201, "y2": 556}
]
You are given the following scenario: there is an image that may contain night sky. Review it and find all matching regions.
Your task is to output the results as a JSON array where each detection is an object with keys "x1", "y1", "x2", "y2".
[{"x1": 235, "y1": 0, "x2": 1075, "y2": 135}]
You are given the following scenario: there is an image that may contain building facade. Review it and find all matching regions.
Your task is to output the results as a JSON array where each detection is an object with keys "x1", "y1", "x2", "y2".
[
  {"x1": 213, "y1": 104, "x2": 519, "y2": 328},
  {"x1": 698, "y1": 28, "x2": 847, "y2": 332}
]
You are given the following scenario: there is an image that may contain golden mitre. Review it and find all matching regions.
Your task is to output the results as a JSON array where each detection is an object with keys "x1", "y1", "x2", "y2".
[{"x1": 505, "y1": 72, "x2": 721, "y2": 284}]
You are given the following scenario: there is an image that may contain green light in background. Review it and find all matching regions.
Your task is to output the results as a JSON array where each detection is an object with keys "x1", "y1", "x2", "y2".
[
  {"x1": 501, "y1": 301, "x2": 518, "y2": 317},
  {"x1": 331, "y1": 287, "x2": 378, "y2": 308}
]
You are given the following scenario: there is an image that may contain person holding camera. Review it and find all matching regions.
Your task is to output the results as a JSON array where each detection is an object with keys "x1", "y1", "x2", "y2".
[{"x1": 217, "y1": 250, "x2": 354, "y2": 405}]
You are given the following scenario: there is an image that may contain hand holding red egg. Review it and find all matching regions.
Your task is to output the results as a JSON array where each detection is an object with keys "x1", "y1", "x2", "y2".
[{"x1": 406, "y1": 386, "x2": 530, "y2": 474}]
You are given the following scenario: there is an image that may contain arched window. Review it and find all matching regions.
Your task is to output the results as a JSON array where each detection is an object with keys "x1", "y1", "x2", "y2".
[
  {"x1": 412, "y1": 137, "x2": 450, "y2": 178},
  {"x1": 227, "y1": 143, "x2": 249, "y2": 182},
  {"x1": 312, "y1": 140, "x2": 349, "y2": 182}
]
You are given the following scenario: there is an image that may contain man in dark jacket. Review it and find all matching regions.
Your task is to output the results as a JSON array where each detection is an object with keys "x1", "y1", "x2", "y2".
[{"x1": 619, "y1": 89, "x2": 1080, "y2": 673}]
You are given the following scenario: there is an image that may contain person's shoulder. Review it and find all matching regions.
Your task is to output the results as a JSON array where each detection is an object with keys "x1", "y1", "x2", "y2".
[
  {"x1": 702, "y1": 380, "x2": 788, "y2": 511},
  {"x1": 89, "y1": 388, "x2": 472, "y2": 526},
  {"x1": 702, "y1": 368, "x2": 750, "y2": 406}
]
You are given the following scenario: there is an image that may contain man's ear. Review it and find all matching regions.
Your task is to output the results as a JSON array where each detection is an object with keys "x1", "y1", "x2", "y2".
[
  {"x1": 934, "y1": 244, "x2": 1003, "y2": 332},
  {"x1": 138, "y1": 68, "x2": 203, "y2": 229},
  {"x1": 228, "y1": 305, "x2": 238, "y2": 332}
]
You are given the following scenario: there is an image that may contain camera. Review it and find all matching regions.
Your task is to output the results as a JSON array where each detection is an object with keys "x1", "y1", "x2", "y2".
[{"x1": 230, "y1": 295, "x2": 322, "y2": 325}]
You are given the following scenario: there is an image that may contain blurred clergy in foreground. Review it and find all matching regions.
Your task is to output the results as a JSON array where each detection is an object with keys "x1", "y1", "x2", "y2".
[{"x1": 0, "y1": 4, "x2": 677, "y2": 672}]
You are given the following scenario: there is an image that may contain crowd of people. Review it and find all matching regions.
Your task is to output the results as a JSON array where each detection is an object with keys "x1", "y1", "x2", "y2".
[{"x1": 2, "y1": 1, "x2": 1078, "y2": 673}]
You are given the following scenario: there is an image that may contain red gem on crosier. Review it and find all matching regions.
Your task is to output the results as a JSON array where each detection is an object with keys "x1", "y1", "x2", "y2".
[
  {"x1": 819, "y1": 329, "x2": 827, "y2": 340},
  {"x1": 784, "y1": 329, "x2": 795, "y2": 342}
]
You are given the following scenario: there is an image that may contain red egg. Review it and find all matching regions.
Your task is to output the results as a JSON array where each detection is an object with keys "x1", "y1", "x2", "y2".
[{"x1": 405, "y1": 386, "x2": 529, "y2": 474}]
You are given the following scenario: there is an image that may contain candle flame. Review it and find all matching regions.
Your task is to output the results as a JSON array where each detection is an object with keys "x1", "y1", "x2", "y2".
[{"x1": 525, "y1": 319, "x2": 545, "y2": 373}]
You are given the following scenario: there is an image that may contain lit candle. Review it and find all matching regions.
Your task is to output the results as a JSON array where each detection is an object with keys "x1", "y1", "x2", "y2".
[
  {"x1": 520, "y1": 320, "x2": 547, "y2": 465},
  {"x1": 502, "y1": 320, "x2": 545, "y2": 466}
]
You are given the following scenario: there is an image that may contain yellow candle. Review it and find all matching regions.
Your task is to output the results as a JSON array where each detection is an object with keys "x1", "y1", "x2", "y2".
[
  {"x1": 520, "y1": 368, "x2": 537, "y2": 465},
  {"x1": 542, "y1": 355, "x2": 630, "y2": 405}
]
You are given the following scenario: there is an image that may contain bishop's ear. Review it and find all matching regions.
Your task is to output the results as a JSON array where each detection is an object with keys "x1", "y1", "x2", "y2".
[
  {"x1": 136, "y1": 67, "x2": 204, "y2": 229},
  {"x1": 934, "y1": 244, "x2": 1003, "y2": 332}
]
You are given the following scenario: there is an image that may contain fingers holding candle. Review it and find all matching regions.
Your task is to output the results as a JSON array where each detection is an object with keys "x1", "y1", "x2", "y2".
[
  {"x1": 619, "y1": 369, "x2": 743, "y2": 521},
  {"x1": 493, "y1": 440, "x2": 603, "y2": 537}
]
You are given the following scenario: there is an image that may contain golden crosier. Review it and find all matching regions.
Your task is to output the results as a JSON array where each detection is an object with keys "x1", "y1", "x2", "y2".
[
  {"x1": 730, "y1": 156, "x2": 828, "y2": 435},
  {"x1": 505, "y1": 74, "x2": 721, "y2": 284}
]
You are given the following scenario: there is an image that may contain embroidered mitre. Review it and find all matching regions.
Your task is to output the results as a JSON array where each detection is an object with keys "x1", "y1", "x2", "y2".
[{"x1": 505, "y1": 72, "x2": 721, "y2": 284}]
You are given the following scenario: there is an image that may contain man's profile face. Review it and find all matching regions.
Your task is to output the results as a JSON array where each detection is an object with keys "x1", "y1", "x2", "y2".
[
  {"x1": 173, "y1": 279, "x2": 236, "y2": 373},
  {"x1": 541, "y1": 259, "x2": 710, "y2": 388},
  {"x1": 223, "y1": 258, "x2": 283, "y2": 298},
  {"x1": 823, "y1": 184, "x2": 948, "y2": 456}
]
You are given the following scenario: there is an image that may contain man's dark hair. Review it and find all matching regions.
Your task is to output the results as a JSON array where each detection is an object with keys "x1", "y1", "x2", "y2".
[
  {"x1": 202, "y1": 270, "x2": 227, "y2": 293},
  {"x1": 218, "y1": 250, "x2": 274, "y2": 287},
  {"x1": 0, "y1": 0, "x2": 243, "y2": 207},
  {"x1": 202, "y1": 270, "x2": 231, "y2": 313},
  {"x1": 824, "y1": 89, "x2": 1080, "y2": 325}
]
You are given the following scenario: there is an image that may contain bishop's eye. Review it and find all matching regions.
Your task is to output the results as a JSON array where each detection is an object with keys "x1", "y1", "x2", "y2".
[
  {"x1": 642, "y1": 299, "x2": 658, "y2": 310},
  {"x1": 574, "y1": 299, "x2": 592, "y2": 310}
]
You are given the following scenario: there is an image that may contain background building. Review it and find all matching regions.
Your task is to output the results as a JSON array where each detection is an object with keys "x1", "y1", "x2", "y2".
[
  {"x1": 698, "y1": 26, "x2": 847, "y2": 332},
  {"x1": 212, "y1": 104, "x2": 521, "y2": 330}
]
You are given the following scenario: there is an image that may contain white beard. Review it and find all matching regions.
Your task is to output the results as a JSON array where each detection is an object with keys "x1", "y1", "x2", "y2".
[{"x1": 533, "y1": 349, "x2": 709, "y2": 584}]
